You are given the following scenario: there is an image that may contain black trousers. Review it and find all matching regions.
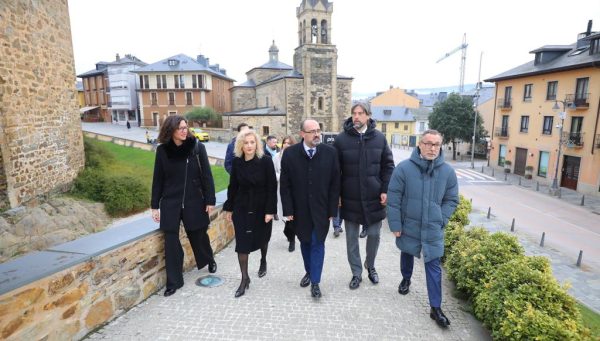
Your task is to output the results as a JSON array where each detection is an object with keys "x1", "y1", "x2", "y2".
[{"x1": 164, "y1": 228, "x2": 214, "y2": 290}]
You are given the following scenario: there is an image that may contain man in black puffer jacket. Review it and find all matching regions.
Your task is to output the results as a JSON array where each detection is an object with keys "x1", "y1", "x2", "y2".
[{"x1": 334, "y1": 102, "x2": 395, "y2": 290}]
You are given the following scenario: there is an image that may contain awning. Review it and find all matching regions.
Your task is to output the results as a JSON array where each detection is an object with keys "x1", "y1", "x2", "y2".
[{"x1": 79, "y1": 106, "x2": 99, "y2": 113}]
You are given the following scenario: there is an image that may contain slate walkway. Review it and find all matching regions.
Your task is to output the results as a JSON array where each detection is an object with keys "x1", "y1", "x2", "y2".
[{"x1": 87, "y1": 219, "x2": 490, "y2": 340}]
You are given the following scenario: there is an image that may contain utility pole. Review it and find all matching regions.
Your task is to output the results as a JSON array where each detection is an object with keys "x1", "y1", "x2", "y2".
[{"x1": 471, "y1": 52, "x2": 483, "y2": 169}]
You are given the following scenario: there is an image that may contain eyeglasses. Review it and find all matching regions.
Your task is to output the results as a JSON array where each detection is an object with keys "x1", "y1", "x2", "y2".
[
  {"x1": 420, "y1": 142, "x2": 442, "y2": 148},
  {"x1": 176, "y1": 126, "x2": 188, "y2": 132},
  {"x1": 303, "y1": 129, "x2": 322, "y2": 134}
]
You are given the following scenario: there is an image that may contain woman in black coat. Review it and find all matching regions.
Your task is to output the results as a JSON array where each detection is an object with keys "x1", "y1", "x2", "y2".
[
  {"x1": 151, "y1": 115, "x2": 217, "y2": 297},
  {"x1": 223, "y1": 129, "x2": 277, "y2": 298}
]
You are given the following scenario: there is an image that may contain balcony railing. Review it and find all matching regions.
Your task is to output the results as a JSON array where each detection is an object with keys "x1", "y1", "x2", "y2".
[
  {"x1": 565, "y1": 93, "x2": 590, "y2": 108},
  {"x1": 595, "y1": 134, "x2": 600, "y2": 149},
  {"x1": 495, "y1": 126, "x2": 509, "y2": 138},
  {"x1": 563, "y1": 132, "x2": 585, "y2": 148},
  {"x1": 497, "y1": 98, "x2": 512, "y2": 110}
]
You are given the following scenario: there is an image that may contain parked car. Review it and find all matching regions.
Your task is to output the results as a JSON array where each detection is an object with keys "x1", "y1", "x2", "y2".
[{"x1": 189, "y1": 128, "x2": 209, "y2": 142}]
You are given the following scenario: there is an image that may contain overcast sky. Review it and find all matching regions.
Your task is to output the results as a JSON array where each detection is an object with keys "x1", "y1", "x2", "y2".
[{"x1": 68, "y1": 0, "x2": 599, "y2": 98}]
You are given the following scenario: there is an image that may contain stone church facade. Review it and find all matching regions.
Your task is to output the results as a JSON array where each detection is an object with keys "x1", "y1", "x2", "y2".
[
  {"x1": 224, "y1": 0, "x2": 352, "y2": 139},
  {"x1": 0, "y1": 0, "x2": 85, "y2": 209}
]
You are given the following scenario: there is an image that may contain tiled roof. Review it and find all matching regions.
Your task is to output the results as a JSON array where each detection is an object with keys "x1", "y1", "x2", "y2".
[
  {"x1": 371, "y1": 106, "x2": 416, "y2": 122},
  {"x1": 133, "y1": 54, "x2": 234, "y2": 81}
]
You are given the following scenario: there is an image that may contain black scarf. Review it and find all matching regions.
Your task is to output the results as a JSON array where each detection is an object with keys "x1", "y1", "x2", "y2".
[{"x1": 164, "y1": 137, "x2": 196, "y2": 160}]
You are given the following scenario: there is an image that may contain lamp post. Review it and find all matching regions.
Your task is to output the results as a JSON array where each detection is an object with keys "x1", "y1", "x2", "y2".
[
  {"x1": 550, "y1": 100, "x2": 568, "y2": 195},
  {"x1": 471, "y1": 52, "x2": 483, "y2": 169}
]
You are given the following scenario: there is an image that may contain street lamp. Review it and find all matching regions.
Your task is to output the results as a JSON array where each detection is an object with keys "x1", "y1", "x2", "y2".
[{"x1": 550, "y1": 100, "x2": 569, "y2": 195}]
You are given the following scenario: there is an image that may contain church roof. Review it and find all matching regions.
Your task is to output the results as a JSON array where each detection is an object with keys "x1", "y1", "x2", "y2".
[
  {"x1": 250, "y1": 60, "x2": 294, "y2": 72},
  {"x1": 231, "y1": 79, "x2": 256, "y2": 88},
  {"x1": 222, "y1": 107, "x2": 286, "y2": 116},
  {"x1": 258, "y1": 70, "x2": 303, "y2": 86}
]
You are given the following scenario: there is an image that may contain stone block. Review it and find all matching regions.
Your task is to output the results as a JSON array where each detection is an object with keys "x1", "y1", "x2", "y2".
[
  {"x1": 85, "y1": 298, "x2": 113, "y2": 329},
  {"x1": 115, "y1": 285, "x2": 141, "y2": 310},
  {"x1": 61, "y1": 303, "x2": 78, "y2": 319},
  {"x1": 0, "y1": 287, "x2": 44, "y2": 316},
  {"x1": 92, "y1": 268, "x2": 115, "y2": 285}
]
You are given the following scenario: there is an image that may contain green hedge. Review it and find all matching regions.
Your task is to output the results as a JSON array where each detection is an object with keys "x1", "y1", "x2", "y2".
[{"x1": 444, "y1": 196, "x2": 591, "y2": 340}]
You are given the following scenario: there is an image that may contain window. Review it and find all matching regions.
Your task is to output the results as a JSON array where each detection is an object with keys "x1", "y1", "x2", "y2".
[
  {"x1": 419, "y1": 122, "x2": 425, "y2": 132},
  {"x1": 143, "y1": 75, "x2": 149, "y2": 89},
  {"x1": 192, "y1": 74, "x2": 206, "y2": 89},
  {"x1": 498, "y1": 144, "x2": 507, "y2": 166},
  {"x1": 538, "y1": 151, "x2": 549, "y2": 177},
  {"x1": 151, "y1": 92, "x2": 158, "y2": 106},
  {"x1": 162, "y1": 75, "x2": 167, "y2": 89},
  {"x1": 179, "y1": 75, "x2": 185, "y2": 89},
  {"x1": 168, "y1": 59, "x2": 177, "y2": 66},
  {"x1": 174, "y1": 75, "x2": 184, "y2": 89},
  {"x1": 381, "y1": 123, "x2": 386, "y2": 133},
  {"x1": 192, "y1": 75, "x2": 197, "y2": 88},
  {"x1": 168, "y1": 92, "x2": 175, "y2": 105},
  {"x1": 318, "y1": 97, "x2": 323, "y2": 110},
  {"x1": 156, "y1": 75, "x2": 161, "y2": 89},
  {"x1": 156, "y1": 75, "x2": 167, "y2": 89},
  {"x1": 542, "y1": 116, "x2": 553, "y2": 135},
  {"x1": 504, "y1": 86, "x2": 512, "y2": 103},
  {"x1": 383, "y1": 109, "x2": 391, "y2": 115},
  {"x1": 395, "y1": 122, "x2": 399, "y2": 129},
  {"x1": 520, "y1": 116, "x2": 529, "y2": 133},
  {"x1": 404, "y1": 125, "x2": 408, "y2": 131},
  {"x1": 523, "y1": 84, "x2": 532, "y2": 101},
  {"x1": 591, "y1": 38, "x2": 600, "y2": 55},
  {"x1": 575, "y1": 77, "x2": 589, "y2": 104},
  {"x1": 546, "y1": 81, "x2": 558, "y2": 100},
  {"x1": 186, "y1": 92, "x2": 192, "y2": 105},
  {"x1": 139, "y1": 75, "x2": 144, "y2": 89},
  {"x1": 263, "y1": 126, "x2": 269, "y2": 136}
]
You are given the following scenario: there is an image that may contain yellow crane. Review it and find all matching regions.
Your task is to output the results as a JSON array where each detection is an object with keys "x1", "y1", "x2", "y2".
[{"x1": 436, "y1": 33, "x2": 468, "y2": 92}]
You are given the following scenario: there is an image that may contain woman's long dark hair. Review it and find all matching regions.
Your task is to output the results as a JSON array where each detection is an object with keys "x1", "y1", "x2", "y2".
[{"x1": 158, "y1": 115, "x2": 187, "y2": 143}]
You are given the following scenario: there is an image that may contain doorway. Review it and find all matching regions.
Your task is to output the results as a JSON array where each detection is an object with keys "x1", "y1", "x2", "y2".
[
  {"x1": 561, "y1": 155, "x2": 580, "y2": 190},
  {"x1": 514, "y1": 147, "x2": 527, "y2": 176}
]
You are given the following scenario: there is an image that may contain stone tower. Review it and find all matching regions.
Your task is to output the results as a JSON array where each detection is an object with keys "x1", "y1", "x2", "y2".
[
  {"x1": 0, "y1": 0, "x2": 85, "y2": 209},
  {"x1": 293, "y1": 0, "x2": 351, "y2": 132}
]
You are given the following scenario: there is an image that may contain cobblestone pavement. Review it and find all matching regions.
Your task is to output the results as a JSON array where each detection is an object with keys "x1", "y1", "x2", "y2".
[{"x1": 87, "y1": 219, "x2": 490, "y2": 340}]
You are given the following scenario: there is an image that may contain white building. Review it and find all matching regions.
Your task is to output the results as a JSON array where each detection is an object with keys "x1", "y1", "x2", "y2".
[{"x1": 107, "y1": 54, "x2": 147, "y2": 125}]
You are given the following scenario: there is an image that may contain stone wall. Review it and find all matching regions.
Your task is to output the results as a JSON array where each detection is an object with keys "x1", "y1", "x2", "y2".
[
  {"x1": 231, "y1": 87, "x2": 256, "y2": 112},
  {"x1": 0, "y1": 0, "x2": 85, "y2": 208},
  {"x1": 227, "y1": 116, "x2": 287, "y2": 140},
  {"x1": 0, "y1": 208, "x2": 234, "y2": 340},
  {"x1": 0, "y1": 148, "x2": 7, "y2": 211}
]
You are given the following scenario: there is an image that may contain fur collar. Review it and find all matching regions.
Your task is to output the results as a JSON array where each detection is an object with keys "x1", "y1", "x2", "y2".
[{"x1": 164, "y1": 136, "x2": 196, "y2": 159}]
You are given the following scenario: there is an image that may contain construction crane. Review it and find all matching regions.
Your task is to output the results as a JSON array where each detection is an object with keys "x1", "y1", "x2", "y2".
[{"x1": 436, "y1": 33, "x2": 468, "y2": 93}]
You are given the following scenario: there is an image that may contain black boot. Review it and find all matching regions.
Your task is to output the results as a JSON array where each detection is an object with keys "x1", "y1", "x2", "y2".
[
  {"x1": 430, "y1": 307, "x2": 450, "y2": 328},
  {"x1": 288, "y1": 240, "x2": 295, "y2": 252},
  {"x1": 258, "y1": 259, "x2": 267, "y2": 277}
]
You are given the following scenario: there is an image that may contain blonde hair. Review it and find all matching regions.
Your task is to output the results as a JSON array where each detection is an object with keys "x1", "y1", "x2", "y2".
[{"x1": 234, "y1": 129, "x2": 264, "y2": 158}]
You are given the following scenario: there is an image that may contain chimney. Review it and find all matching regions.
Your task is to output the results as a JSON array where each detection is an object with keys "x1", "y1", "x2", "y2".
[
  {"x1": 116, "y1": 53, "x2": 120, "y2": 61},
  {"x1": 196, "y1": 54, "x2": 207, "y2": 66},
  {"x1": 586, "y1": 19, "x2": 593, "y2": 36}
]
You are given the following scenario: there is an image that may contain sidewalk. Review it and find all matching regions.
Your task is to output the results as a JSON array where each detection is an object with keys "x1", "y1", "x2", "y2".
[{"x1": 87, "y1": 219, "x2": 490, "y2": 340}]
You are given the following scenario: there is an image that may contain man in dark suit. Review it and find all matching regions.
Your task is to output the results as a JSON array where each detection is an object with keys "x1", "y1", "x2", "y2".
[
  {"x1": 280, "y1": 119, "x2": 340, "y2": 299},
  {"x1": 224, "y1": 123, "x2": 249, "y2": 174}
]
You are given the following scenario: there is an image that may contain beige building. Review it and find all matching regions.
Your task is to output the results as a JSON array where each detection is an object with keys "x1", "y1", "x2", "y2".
[
  {"x1": 371, "y1": 87, "x2": 420, "y2": 109},
  {"x1": 485, "y1": 22, "x2": 600, "y2": 194},
  {"x1": 224, "y1": 0, "x2": 353, "y2": 139},
  {"x1": 134, "y1": 54, "x2": 234, "y2": 127}
]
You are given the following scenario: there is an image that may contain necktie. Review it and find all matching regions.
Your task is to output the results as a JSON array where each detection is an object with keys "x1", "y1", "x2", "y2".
[{"x1": 308, "y1": 149, "x2": 314, "y2": 158}]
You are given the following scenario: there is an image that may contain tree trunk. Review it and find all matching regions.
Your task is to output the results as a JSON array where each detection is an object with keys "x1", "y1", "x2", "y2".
[{"x1": 452, "y1": 141, "x2": 457, "y2": 160}]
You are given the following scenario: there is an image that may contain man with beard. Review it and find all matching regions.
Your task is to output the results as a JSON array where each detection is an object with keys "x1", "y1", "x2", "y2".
[
  {"x1": 280, "y1": 119, "x2": 340, "y2": 299},
  {"x1": 334, "y1": 102, "x2": 394, "y2": 290}
]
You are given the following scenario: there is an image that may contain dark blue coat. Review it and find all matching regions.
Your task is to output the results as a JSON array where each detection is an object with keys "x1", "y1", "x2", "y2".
[
  {"x1": 334, "y1": 117, "x2": 394, "y2": 226},
  {"x1": 280, "y1": 142, "x2": 340, "y2": 243},
  {"x1": 386, "y1": 148, "x2": 459, "y2": 262}
]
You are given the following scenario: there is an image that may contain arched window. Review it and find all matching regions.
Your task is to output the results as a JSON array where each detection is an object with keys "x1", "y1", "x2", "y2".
[
  {"x1": 298, "y1": 23, "x2": 303, "y2": 45},
  {"x1": 303, "y1": 20, "x2": 306, "y2": 44},
  {"x1": 318, "y1": 97, "x2": 323, "y2": 110},
  {"x1": 311, "y1": 19, "x2": 318, "y2": 43},
  {"x1": 321, "y1": 20, "x2": 328, "y2": 44}
]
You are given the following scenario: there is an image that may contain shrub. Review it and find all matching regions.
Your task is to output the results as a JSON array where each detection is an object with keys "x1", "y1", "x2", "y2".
[
  {"x1": 449, "y1": 194, "x2": 471, "y2": 226},
  {"x1": 101, "y1": 176, "x2": 149, "y2": 216},
  {"x1": 443, "y1": 221, "x2": 464, "y2": 262},
  {"x1": 474, "y1": 256, "x2": 590, "y2": 340},
  {"x1": 72, "y1": 169, "x2": 107, "y2": 201},
  {"x1": 445, "y1": 226, "x2": 489, "y2": 291},
  {"x1": 83, "y1": 138, "x2": 114, "y2": 169}
]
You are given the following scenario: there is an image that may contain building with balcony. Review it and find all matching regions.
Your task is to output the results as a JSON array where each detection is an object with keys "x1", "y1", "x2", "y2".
[
  {"x1": 77, "y1": 63, "x2": 110, "y2": 122},
  {"x1": 133, "y1": 54, "x2": 234, "y2": 127},
  {"x1": 485, "y1": 21, "x2": 600, "y2": 194}
]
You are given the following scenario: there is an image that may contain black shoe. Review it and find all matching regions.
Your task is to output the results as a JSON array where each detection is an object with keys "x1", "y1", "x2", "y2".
[
  {"x1": 234, "y1": 278, "x2": 250, "y2": 298},
  {"x1": 164, "y1": 288, "x2": 177, "y2": 297},
  {"x1": 311, "y1": 284, "x2": 322, "y2": 298},
  {"x1": 359, "y1": 227, "x2": 368, "y2": 238},
  {"x1": 258, "y1": 259, "x2": 267, "y2": 278},
  {"x1": 208, "y1": 261, "x2": 217, "y2": 274},
  {"x1": 300, "y1": 273, "x2": 311, "y2": 287},
  {"x1": 367, "y1": 268, "x2": 379, "y2": 284},
  {"x1": 349, "y1": 276, "x2": 362, "y2": 289},
  {"x1": 430, "y1": 307, "x2": 451, "y2": 328},
  {"x1": 398, "y1": 278, "x2": 411, "y2": 295},
  {"x1": 288, "y1": 240, "x2": 295, "y2": 252}
]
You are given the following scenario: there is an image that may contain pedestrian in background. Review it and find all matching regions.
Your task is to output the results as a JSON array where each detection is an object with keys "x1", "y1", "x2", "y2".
[
  {"x1": 280, "y1": 119, "x2": 340, "y2": 299},
  {"x1": 151, "y1": 115, "x2": 217, "y2": 297},
  {"x1": 273, "y1": 135, "x2": 297, "y2": 251},
  {"x1": 334, "y1": 102, "x2": 394, "y2": 290},
  {"x1": 126, "y1": 120, "x2": 131, "y2": 129},
  {"x1": 224, "y1": 129, "x2": 277, "y2": 298},
  {"x1": 264, "y1": 135, "x2": 280, "y2": 158},
  {"x1": 224, "y1": 123, "x2": 249, "y2": 174},
  {"x1": 387, "y1": 129, "x2": 459, "y2": 328}
]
